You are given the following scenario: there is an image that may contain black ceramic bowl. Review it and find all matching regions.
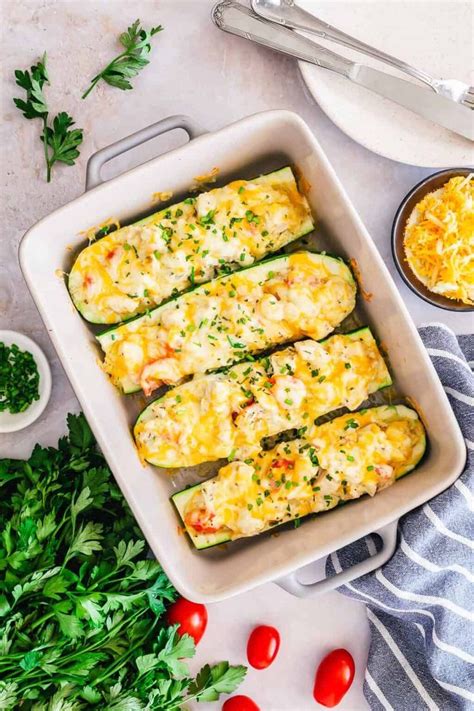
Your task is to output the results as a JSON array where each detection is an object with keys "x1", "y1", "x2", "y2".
[{"x1": 392, "y1": 167, "x2": 473, "y2": 312}]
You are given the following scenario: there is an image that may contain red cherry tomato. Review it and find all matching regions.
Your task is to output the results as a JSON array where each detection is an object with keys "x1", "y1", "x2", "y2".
[
  {"x1": 247, "y1": 624, "x2": 280, "y2": 669},
  {"x1": 313, "y1": 648, "x2": 355, "y2": 707},
  {"x1": 222, "y1": 695, "x2": 260, "y2": 711},
  {"x1": 166, "y1": 597, "x2": 207, "y2": 645}
]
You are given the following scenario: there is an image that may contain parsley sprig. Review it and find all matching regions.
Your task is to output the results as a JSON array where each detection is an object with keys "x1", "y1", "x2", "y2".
[
  {"x1": 82, "y1": 19, "x2": 163, "y2": 99},
  {"x1": 13, "y1": 54, "x2": 83, "y2": 182},
  {"x1": 0, "y1": 414, "x2": 245, "y2": 708}
]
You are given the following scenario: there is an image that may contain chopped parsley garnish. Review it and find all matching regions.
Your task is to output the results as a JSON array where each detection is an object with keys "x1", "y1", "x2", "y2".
[
  {"x1": 344, "y1": 418, "x2": 359, "y2": 430},
  {"x1": 0, "y1": 342, "x2": 40, "y2": 414},
  {"x1": 308, "y1": 448, "x2": 319, "y2": 466},
  {"x1": 227, "y1": 336, "x2": 245, "y2": 349},
  {"x1": 245, "y1": 209, "x2": 260, "y2": 224},
  {"x1": 199, "y1": 210, "x2": 215, "y2": 226}
]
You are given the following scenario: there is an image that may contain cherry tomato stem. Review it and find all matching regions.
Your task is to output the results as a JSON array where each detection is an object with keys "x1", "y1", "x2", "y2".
[
  {"x1": 166, "y1": 597, "x2": 208, "y2": 645},
  {"x1": 313, "y1": 648, "x2": 355, "y2": 707},
  {"x1": 247, "y1": 624, "x2": 280, "y2": 670}
]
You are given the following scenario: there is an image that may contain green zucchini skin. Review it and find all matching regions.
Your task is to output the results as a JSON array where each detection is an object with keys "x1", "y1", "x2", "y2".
[
  {"x1": 97, "y1": 251, "x2": 356, "y2": 395},
  {"x1": 134, "y1": 326, "x2": 392, "y2": 468},
  {"x1": 172, "y1": 404, "x2": 426, "y2": 550},
  {"x1": 68, "y1": 166, "x2": 314, "y2": 325}
]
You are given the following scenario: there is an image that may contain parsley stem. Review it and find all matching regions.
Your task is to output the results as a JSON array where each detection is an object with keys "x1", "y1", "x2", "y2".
[
  {"x1": 81, "y1": 73, "x2": 103, "y2": 99},
  {"x1": 91, "y1": 616, "x2": 159, "y2": 686},
  {"x1": 81, "y1": 50, "x2": 128, "y2": 99},
  {"x1": 42, "y1": 116, "x2": 52, "y2": 183}
]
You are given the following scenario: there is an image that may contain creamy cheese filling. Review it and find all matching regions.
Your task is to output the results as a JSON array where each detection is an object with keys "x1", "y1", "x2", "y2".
[
  {"x1": 99, "y1": 252, "x2": 356, "y2": 395},
  {"x1": 134, "y1": 330, "x2": 390, "y2": 467},
  {"x1": 181, "y1": 407, "x2": 424, "y2": 539},
  {"x1": 69, "y1": 168, "x2": 313, "y2": 323}
]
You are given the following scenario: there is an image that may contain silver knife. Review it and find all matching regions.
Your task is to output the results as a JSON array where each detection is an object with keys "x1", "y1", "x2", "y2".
[{"x1": 212, "y1": 1, "x2": 474, "y2": 142}]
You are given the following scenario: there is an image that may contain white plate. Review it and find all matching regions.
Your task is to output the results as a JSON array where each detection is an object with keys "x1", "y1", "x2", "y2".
[
  {"x1": 0, "y1": 330, "x2": 51, "y2": 433},
  {"x1": 298, "y1": 0, "x2": 474, "y2": 167}
]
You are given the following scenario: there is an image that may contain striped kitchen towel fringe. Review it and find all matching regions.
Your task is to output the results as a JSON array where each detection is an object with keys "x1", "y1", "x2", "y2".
[{"x1": 326, "y1": 324, "x2": 474, "y2": 711}]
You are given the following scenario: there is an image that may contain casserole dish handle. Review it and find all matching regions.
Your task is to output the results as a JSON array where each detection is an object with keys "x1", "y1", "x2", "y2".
[
  {"x1": 86, "y1": 115, "x2": 205, "y2": 190},
  {"x1": 275, "y1": 519, "x2": 398, "y2": 597}
]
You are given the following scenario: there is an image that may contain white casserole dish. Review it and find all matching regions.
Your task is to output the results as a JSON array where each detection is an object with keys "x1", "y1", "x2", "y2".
[{"x1": 20, "y1": 110, "x2": 466, "y2": 602}]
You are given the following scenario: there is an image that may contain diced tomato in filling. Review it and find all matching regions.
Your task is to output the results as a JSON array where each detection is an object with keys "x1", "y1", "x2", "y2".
[
  {"x1": 106, "y1": 249, "x2": 117, "y2": 260},
  {"x1": 185, "y1": 509, "x2": 218, "y2": 534},
  {"x1": 83, "y1": 275, "x2": 93, "y2": 288},
  {"x1": 271, "y1": 458, "x2": 294, "y2": 470},
  {"x1": 232, "y1": 397, "x2": 255, "y2": 422}
]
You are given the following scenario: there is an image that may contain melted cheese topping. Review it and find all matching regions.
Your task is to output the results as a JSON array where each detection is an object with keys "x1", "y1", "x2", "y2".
[
  {"x1": 182, "y1": 406, "x2": 425, "y2": 539},
  {"x1": 404, "y1": 174, "x2": 474, "y2": 305},
  {"x1": 69, "y1": 168, "x2": 313, "y2": 323},
  {"x1": 99, "y1": 252, "x2": 356, "y2": 395},
  {"x1": 135, "y1": 329, "x2": 390, "y2": 467}
]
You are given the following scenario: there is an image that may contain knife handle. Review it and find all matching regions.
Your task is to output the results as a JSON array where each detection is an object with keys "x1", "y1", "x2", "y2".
[{"x1": 212, "y1": 1, "x2": 353, "y2": 77}]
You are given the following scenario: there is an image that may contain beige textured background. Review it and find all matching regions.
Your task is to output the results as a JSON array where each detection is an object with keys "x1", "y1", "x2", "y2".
[{"x1": 0, "y1": 2, "x2": 471, "y2": 708}]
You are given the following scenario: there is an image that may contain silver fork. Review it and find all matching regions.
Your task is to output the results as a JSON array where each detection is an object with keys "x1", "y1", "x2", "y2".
[{"x1": 251, "y1": 0, "x2": 474, "y2": 109}]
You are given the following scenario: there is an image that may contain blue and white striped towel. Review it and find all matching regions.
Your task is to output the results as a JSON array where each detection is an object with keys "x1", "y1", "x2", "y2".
[{"x1": 326, "y1": 324, "x2": 474, "y2": 710}]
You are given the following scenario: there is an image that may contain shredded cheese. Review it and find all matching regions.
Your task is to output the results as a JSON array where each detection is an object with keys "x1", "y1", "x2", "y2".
[
  {"x1": 79, "y1": 217, "x2": 121, "y2": 245},
  {"x1": 403, "y1": 174, "x2": 474, "y2": 305}
]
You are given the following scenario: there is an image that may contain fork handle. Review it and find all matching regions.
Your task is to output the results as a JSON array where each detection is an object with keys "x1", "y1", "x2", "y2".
[
  {"x1": 213, "y1": 1, "x2": 353, "y2": 76},
  {"x1": 252, "y1": 0, "x2": 436, "y2": 89}
]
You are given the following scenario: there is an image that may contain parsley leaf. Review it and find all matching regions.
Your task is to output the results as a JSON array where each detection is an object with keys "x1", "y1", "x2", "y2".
[
  {"x1": 82, "y1": 19, "x2": 163, "y2": 98},
  {"x1": 41, "y1": 112, "x2": 83, "y2": 170},
  {"x1": 13, "y1": 54, "x2": 83, "y2": 182},
  {"x1": 13, "y1": 53, "x2": 49, "y2": 118},
  {"x1": 187, "y1": 661, "x2": 247, "y2": 703}
]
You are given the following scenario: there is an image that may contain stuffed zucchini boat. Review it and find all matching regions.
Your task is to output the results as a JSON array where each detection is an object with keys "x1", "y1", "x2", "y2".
[
  {"x1": 134, "y1": 327, "x2": 391, "y2": 468},
  {"x1": 97, "y1": 251, "x2": 356, "y2": 395},
  {"x1": 172, "y1": 405, "x2": 426, "y2": 549},
  {"x1": 69, "y1": 167, "x2": 314, "y2": 324}
]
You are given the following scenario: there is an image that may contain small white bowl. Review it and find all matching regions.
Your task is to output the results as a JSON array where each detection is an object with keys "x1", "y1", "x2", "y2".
[{"x1": 0, "y1": 330, "x2": 52, "y2": 433}]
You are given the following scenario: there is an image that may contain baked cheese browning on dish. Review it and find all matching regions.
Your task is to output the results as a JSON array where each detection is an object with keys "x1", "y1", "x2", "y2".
[
  {"x1": 134, "y1": 328, "x2": 391, "y2": 468},
  {"x1": 173, "y1": 405, "x2": 426, "y2": 549},
  {"x1": 97, "y1": 252, "x2": 357, "y2": 395},
  {"x1": 68, "y1": 167, "x2": 314, "y2": 324}
]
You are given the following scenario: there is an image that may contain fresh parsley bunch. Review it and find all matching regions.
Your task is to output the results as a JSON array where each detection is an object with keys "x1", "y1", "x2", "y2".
[
  {"x1": 13, "y1": 54, "x2": 83, "y2": 182},
  {"x1": 82, "y1": 20, "x2": 163, "y2": 98},
  {"x1": 0, "y1": 414, "x2": 245, "y2": 709}
]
